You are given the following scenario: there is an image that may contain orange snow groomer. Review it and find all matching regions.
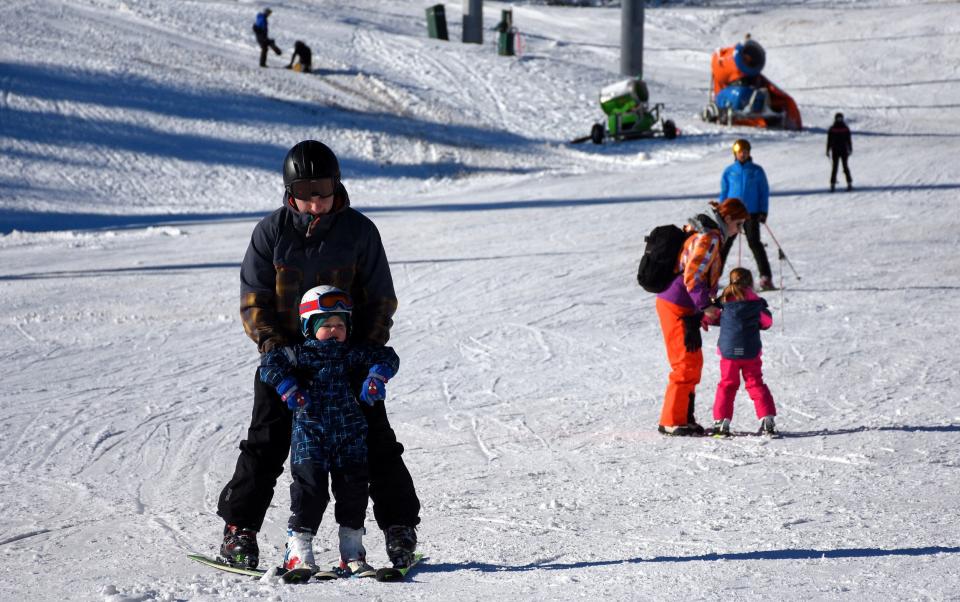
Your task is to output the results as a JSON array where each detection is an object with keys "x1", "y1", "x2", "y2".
[{"x1": 705, "y1": 39, "x2": 802, "y2": 130}]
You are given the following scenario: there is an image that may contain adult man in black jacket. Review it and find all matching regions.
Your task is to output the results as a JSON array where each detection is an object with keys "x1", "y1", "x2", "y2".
[
  {"x1": 827, "y1": 112, "x2": 853, "y2": 192},
  {"x1": 217, "y1": 141, "x2": 420, "y2": 571}
]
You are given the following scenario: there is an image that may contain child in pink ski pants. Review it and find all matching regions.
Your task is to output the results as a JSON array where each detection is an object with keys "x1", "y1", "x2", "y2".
[{"x1": 712, "y1": 268, "x2": 777, "y2": 424}]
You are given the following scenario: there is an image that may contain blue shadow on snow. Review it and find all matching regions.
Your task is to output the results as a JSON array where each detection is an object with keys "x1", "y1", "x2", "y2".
[
  {"x1": 0, "y1": 61, "x2": 539, "y2": 183},
  {"x1": 781, "y1": 424, "x2": 960, "y2": 438},
  {"x1": 0, "y1": 61, "x2": 537, "y2": 150},
  {"x1": 5, "y1": 181, "x2": 960, "y2": 234},
  {"x1": 417, "y1": 546, "x2": 960, "y2": 575},
  {"x1": 0, "y1": 250, "x2": 594, "y2": 282}
]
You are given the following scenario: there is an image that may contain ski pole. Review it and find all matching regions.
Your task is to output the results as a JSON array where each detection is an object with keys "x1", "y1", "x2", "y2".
[
  {"x1": 763, "y1": 223, "x2": 801, "y2": 280},
  {"x1": 778, "y1": 249, "x2": 785, "y2": 333}
]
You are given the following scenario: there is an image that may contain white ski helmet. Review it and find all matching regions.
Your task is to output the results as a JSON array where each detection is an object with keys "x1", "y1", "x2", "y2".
[{"x1": 299, "y1": 285, "x2": 353, "y2": 337}]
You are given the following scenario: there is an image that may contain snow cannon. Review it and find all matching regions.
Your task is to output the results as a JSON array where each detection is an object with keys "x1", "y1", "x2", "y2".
[
  {"x1": 701, "y1": 38, "x2": 802, "y2": 130},
  {"x1": 575, "y1": 77, "x2": 677, "y2": 144}
]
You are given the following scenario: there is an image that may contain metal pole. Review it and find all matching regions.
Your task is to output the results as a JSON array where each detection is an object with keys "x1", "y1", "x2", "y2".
[
  {"x1": 620, "y1": 0, "x2": 644, "y2": 77},
  {"x1": 763, "y1": 223, "x2": 801, "y2": 280},
  {"x1": 463, "y1": 0, "x2": 483, "y2": 44},
  {"x1": 779, "y1": 248, "x2": 785, "y2": 333}
]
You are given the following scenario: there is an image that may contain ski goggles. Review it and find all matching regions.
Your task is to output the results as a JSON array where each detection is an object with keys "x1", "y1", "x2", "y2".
[
  {"x1": 299, "y1": 291, "x2": 353, "y2": 315},
  {"x1": 288, "y1": 177, "x2": 337, "y2": 200}
]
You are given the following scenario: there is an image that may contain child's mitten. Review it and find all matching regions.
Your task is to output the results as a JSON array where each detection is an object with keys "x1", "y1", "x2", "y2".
[
  {"x1": 277, "y1": 376, "x2": 311, "y2": 410},
  {"x1": 359, "y1": 364, "x2": 394, "y2": 405}
]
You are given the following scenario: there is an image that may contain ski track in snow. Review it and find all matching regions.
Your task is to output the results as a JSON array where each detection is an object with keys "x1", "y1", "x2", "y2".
[{"x1": 2, "y1": 0, "x2": 960, "y2": 600}]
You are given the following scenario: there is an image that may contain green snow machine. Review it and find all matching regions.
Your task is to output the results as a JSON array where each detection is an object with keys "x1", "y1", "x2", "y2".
[{"x1": 583, "y1": 77, "x2": 677, "y2": 144}]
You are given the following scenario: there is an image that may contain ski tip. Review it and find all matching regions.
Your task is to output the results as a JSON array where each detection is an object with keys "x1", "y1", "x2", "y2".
[
  {"x1": 375, "y1": 567, "x2": 404, "y2": 582},
  {"x1": 281, "y1": 567, "x2": 315, "y2": 584}
]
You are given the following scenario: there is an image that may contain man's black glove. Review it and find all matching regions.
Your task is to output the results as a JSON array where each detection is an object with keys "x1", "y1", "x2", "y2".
[
  {"x1": 681, "y1": 313, "x2": 704, "y2": 352},
  {"x1": 754, "y1": 212, "x2": 767, "y2": 224}
]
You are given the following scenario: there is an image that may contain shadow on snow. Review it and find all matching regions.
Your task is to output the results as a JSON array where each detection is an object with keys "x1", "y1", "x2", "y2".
[
  {"x1": 781, "y1": 424, "x2": 960, "y2": 438},
  {"x1": 0, "y1": 60, "x2": 538, "y2": 176},
  {"x1": 4, "y1": 181, "x2": 960, "y2": 234},
  {"x1": 0, "y1": 251, "x2": 593, "y2": 281},
  {"x1": 419, "y1": 545, "x2": 960, "y2": 574}
]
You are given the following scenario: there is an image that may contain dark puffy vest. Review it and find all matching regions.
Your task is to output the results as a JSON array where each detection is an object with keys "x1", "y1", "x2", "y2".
[{"x1": 718, "y1": 298, "x2": 768, "y2": 359}]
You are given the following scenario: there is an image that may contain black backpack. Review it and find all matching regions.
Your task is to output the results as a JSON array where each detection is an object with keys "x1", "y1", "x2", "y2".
[{"x1": 636, "y1": 224, "x2": 693, "y2": 293}]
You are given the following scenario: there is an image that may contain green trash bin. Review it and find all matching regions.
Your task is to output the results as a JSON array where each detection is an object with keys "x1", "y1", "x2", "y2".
[
  {"x1": 426, "y1": 4, "x2": 448, "y2": 41},
  {"x1": 497, "y1": 30, "x2": 515, "y2": 56},
  {"x1": 496, "y1": 9, "x2": 514, "y2": 56}
]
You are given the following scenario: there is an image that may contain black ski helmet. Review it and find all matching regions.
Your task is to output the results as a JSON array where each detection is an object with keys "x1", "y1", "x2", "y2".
[
  {"x1": 835, "y1": 112, "x2": 844, "y2": 122},
  {"x1": 283, "y1": 140, "x2": 340, "y2": 193}
]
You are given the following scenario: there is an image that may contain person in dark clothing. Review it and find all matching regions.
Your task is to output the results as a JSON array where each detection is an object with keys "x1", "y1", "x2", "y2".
[
  {"x1": 217, "y1": 140, "x2": 420, "y2": 572},
  {"x1": 827, "y1": 112, "x2": 853, "y2": 192},
  {"x1": 286, "y1": 40, "x2": 312, "y2": 73},
  {"x1": 252, "y1": 8, "x2": 282, "y2": 68}
]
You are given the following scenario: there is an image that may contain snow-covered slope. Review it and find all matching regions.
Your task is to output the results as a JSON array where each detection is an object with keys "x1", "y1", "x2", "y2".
[{"x1": 2, "y1": 1, "x2": 959, "y2": 600}]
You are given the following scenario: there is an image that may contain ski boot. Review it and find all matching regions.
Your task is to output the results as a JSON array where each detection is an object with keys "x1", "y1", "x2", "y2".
[
  {"x1": 759, "y1": 276, "x2": 776, "y2": 291},
  {"x1": 658, "y1": 424, "x2": 704, "y2": 436},
  {"x1": 337, "y1": 526, "x2": 375, "y2": 577},
  {"x1": 384, "y1": 524, "x2": 418, "y2": 569},
  {"x1": 219, "y1": 524, "x2": 259, "y2": 569},
  {"x1": 759, "y1": 415, "x2": 778, "y2": 436},
  {"x1": 713, "y1": 418, "x2": 731, "y2": 437},
  {"x1": 283, "y1": 529, "x2": 318, "y2": 571}
]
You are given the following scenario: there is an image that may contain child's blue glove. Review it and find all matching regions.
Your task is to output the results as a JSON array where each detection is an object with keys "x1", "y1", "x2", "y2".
[
  {"x1": 359, "y1": 364, "x2": 394, "y2": 405},
  {"x1": 277, "y1": 376, "x2": 310, "y2": 410}
]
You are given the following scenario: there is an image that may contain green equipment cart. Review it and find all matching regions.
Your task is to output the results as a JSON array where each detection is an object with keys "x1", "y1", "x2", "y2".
[{"x1": 576, "y1": 77, "x2": 678, "y2": 144}]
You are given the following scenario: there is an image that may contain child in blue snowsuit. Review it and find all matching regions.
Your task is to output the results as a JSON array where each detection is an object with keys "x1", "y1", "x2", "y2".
[{"x1": 259, "y1": 285, "x2": 399, "y2": 575}]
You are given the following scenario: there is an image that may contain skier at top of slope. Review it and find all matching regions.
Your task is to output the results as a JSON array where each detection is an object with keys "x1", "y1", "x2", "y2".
[{"x1": 252, "y1": 7, "x2": 282, "y2": 68}]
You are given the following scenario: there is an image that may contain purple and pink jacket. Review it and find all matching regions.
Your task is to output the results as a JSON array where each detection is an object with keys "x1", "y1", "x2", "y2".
[{"x1": 656, "y1": 212, "x2": 727, "y2": 311}]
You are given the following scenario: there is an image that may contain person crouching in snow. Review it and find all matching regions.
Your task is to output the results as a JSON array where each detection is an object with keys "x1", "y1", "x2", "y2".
[
  {"x1": 286, "y1": 40, "x2": 312, "y2": 73},
  {"x1": 709, "y1": 268, "x2": 777, "y2": 436},
  {"x1": 259, "y1": 285, "x2": 399, "y2": 577}
]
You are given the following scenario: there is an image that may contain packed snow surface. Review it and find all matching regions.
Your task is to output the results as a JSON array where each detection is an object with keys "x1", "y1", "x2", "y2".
[{"x1": 2, "y1": 1, "x2": 959, "y2": 600}]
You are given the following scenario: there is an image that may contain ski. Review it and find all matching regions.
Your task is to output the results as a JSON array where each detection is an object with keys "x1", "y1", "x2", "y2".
[
  {"x1": 335, "y1": 562, "x2": 378, "y2": 579},
  {"x1": 708, "y1": 429, "x2": 782, "y2": 439},
  {"x1": 187, "y1": 554, "x2": 264, "y2": 577},
  {"x1": 375, "y1": 552, "x2": 424, "y2": 582},
  {"x1": 187, "y1": 554, "x2": 339, "y2": 582},
  {"x1": 281, "y1": 567, "x2": 314, "y2": 584},
  {"x1": 312, "y1": 568, "x2": 341, "y2": 581}
]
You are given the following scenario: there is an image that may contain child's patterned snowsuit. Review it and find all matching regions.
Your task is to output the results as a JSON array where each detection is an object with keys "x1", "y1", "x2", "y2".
[{"x1": 260, "y1": 339, "x2": 399, "y2": 533}]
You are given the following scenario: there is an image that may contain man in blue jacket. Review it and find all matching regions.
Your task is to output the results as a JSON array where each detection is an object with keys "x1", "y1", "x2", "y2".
[
  {"x1": 253, "y1": 8, "x2": 282, "y2": 68},
  {"x1": 718, "y1": 138, "x2": 773, "y2": 290}
]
